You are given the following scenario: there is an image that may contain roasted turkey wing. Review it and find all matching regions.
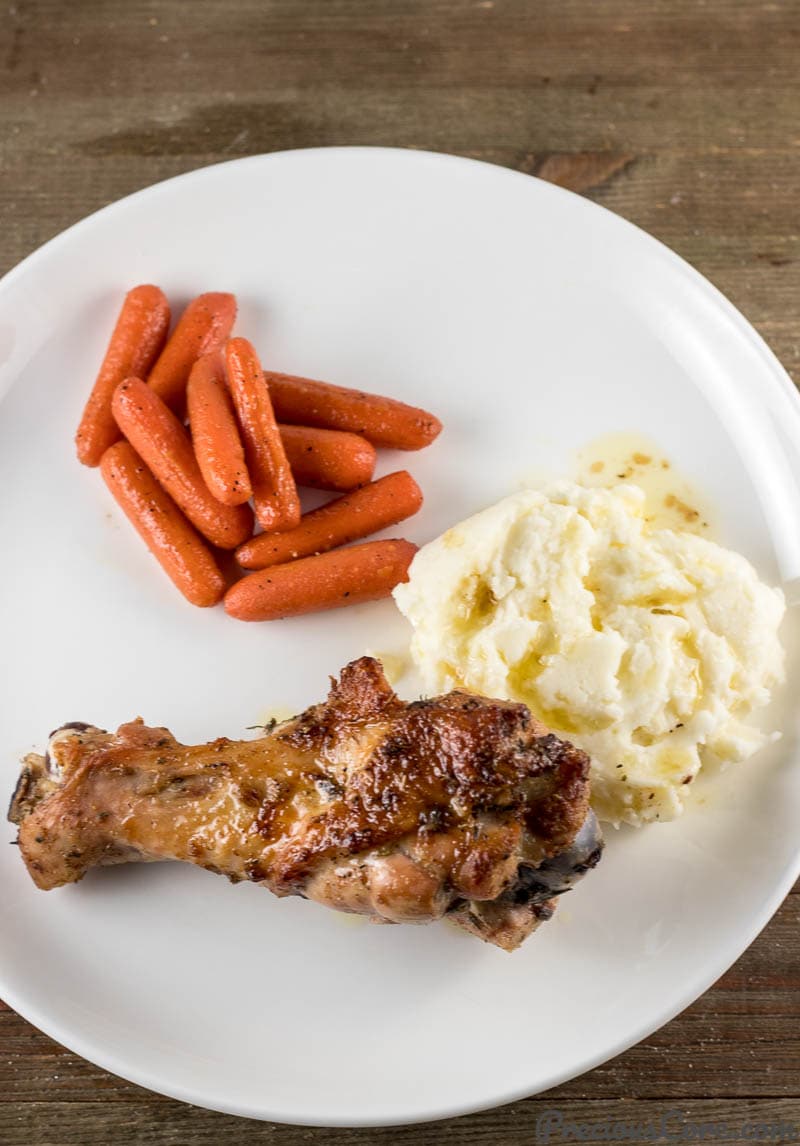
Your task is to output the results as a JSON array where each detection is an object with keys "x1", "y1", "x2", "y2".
[{"x1": 9, "y1": 657, "x2": 602, "y2": 950}]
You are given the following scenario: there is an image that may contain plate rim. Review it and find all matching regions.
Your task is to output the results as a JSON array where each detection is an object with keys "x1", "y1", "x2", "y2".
[{"x1": 1, "y1": 145, "x2": 799, "y2": 1127}]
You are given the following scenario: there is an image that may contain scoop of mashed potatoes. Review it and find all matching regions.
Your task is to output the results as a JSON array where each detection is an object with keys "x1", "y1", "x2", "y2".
[{"x1": 393, "y1": 482, "x2": 785, "y2": 826}]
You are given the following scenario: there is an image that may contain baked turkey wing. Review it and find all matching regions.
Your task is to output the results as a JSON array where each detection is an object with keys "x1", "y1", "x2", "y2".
[{"x1": 9, "y1": 657, "x2": 602, "y2": 950}]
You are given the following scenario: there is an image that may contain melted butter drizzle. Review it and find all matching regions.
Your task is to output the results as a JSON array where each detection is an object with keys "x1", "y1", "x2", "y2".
[{"x1": 573, "y1": 431, "x2": 716, "y2": 536}]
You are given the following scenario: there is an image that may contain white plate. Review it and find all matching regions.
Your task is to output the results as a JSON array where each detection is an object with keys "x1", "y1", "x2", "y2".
[{"x1": 1, "y1": 148, "x2": 799, "y2": 1127}]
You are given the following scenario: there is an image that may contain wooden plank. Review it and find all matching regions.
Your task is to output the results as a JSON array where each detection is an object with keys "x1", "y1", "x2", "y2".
[{"x1": 2, "y1": 1098, "x2": 800, "y2": 1146}]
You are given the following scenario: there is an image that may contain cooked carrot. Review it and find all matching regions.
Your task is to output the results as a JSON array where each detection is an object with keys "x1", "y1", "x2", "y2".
[
  {"x1": 266, "y1": 372, "x2": 442, "y2": 450},
  {"x1": 225, "y1": 538, "x2": 417, "y2": 621},
  {"x1": 225, "y1": 338, "x2": 301, "y2": 532},
  {"x1": 236, "y1": 471, "x2": 422, "y2": 570},
  {"x1": 187, "y1": 352, "x2": 253, "y2": 507},
  {"x1": 75, "y1": 285, "x2": 170, "y2": 467},
  {"x1": 278, "y1": 424, "x2": 376, "y2": 491},
  {"x1": 100, "y1": 442, "x2": 225, "y2": 607},
  {"x1": 112, "y1": 377, "x2": 252, "y2": 549},
  {"x1": 147, "y1": 292, "x2": 237, "y2": 412}
]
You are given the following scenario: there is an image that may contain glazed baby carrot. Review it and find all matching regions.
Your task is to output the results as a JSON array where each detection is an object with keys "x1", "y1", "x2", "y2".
[
  {"x1": 224, "y1": 538, "x2": 418, "y2": 621},
  {"x1": 278, "y1": 424, "x2": 376, "y2": 491},
  {"x1": 112, "y1": 377, "x2": 252, "y2": 549},
  {"x1": 100, "y1": 442, "x2": 225, "y2": 608},
  {"x1": 266, "y1": 372, "x2": 442, "y2": 450},
  {"x1": 147, "y1": 292, "x2": 237, "y2": 412},
  {"x1": 75, "y1": 284, "x2": 170, "y2": 467},
  {"x1": 236, "y1": 471, "x2": 423, "y2": 570},
  {"x1": 187, "y1": 352, "x2": 253, "y2": 507},
  {"x1": 225, "y1": 338, "x2": 301, "y2": 532}
]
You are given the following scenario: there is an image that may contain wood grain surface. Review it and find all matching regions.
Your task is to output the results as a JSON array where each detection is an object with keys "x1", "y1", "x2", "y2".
[{"x1": 1, "y1": 1, "x2": 798, "y2": 1142}]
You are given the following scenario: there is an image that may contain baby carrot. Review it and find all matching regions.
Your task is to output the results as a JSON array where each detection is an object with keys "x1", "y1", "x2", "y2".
[
  {"x1": 278, "y1": 424, "x2": 376, "y2": 491},
  {"x1": 101, "y1": 442, "x2": 225, "y2": 608},
  {"x1": 236, "y1": 471, "x2": 422, "y2": 570},
  {"x1": 266, "y1": 372, "x2": 442, "y2": 450},
  {"x1": 224, "y1": 538, "x2": 418, "y2": 621},
  {"x1": 147, "y1": 292, "x2": 237, "y2": 412},
  {"x1": 187, "y1": 352, "x2": 253, "y2": 507},
  {"x1": 75, "y1": 285, "x2": 170, "y2": 467},
  {"x1": 112, "y1": 377, "x2": 253, "y2": 549},
  {"x1": 225, "y1": 338, "x2": 301, "y2": 532}
]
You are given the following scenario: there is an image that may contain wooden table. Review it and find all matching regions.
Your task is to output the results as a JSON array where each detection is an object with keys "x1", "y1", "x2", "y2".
[{"x1": 2, "y1": 2, "x2": 798, "y2": 1142}]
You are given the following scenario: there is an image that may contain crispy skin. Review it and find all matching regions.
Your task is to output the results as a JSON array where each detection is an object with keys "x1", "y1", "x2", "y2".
[{"x1": 9, "y1": 658, "x2": 602, "y2": 950}]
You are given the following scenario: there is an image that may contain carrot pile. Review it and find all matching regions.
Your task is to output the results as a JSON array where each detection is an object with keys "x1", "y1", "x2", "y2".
[{"x1": 76, "y1": 286, "x2": 441, "y2": 620}]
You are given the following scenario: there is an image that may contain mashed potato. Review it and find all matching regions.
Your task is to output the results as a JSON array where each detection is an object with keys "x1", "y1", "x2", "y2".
[{"x1": 393, "y1": 482, "x2": 785, "y2": 826}]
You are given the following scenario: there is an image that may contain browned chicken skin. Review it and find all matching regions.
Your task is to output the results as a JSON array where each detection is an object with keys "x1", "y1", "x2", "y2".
[{"x1": 8, "y1": 657, "x2": 602, "y2": 950}]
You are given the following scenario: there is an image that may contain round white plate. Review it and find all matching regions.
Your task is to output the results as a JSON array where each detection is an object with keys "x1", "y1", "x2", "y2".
[{"x1": 1, "y1": 148, "x2": 799, "y2": 1127}]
